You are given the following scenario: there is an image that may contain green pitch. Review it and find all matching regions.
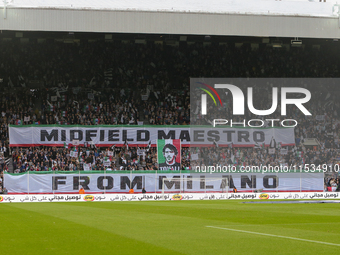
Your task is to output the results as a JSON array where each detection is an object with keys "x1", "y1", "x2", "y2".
[{"x1": 1, "y1": 200, "x2": 340, "y2": 254}]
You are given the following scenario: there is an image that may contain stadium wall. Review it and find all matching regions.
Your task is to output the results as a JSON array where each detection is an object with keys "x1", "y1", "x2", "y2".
[{"x1": 0, "y1": 192, "x2": 338, "y2": 203}]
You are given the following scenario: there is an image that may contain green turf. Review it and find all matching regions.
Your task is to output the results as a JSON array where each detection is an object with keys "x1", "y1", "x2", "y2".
[{"x1": 1, "y1": 200, "x2": 340, "y2": 254}]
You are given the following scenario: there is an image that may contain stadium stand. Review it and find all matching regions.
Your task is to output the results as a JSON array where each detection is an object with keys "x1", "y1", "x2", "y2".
[{"x1": 1, "y1": 36, "x2": 340, "y2": 192}]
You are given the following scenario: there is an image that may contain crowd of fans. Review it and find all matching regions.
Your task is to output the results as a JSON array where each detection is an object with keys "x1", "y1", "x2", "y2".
[
  {"x1": 11, "y1": 145, "x2": 190, "y2": 172},
  {"x1": 191, "y1": 145, "x2": 340, "y2": 170},
  {"x1": 325, "y1": 176, "x2": 340, "y2": 192},
  {"x1": 0, "y1": 88, "x2": 190, "y2": 127},
  {"x1": 0, "y1": 37, "x2": 340, "y2": 191}
]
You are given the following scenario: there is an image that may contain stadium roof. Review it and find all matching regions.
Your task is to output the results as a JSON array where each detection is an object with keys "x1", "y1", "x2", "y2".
[
  {"x1": 0, "y1": 0, "x2": 336, "y2": 16},
  {"x1": 1, "y1": 0, "x2": 340, "y2": 38}
]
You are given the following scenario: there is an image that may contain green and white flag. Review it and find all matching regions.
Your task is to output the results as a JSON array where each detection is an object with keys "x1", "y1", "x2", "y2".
[
  {"x1": 157, "y1": 139, "x2": 181, "y2": 171},
  {"x1": 296, "y1": 151, "x2": 303, "y2": 158}
]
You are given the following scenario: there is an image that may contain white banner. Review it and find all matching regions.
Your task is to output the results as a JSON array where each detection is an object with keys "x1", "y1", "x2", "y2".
[
  {"x1": 103, "y1": 160, "x2": 111, "y2": 167},
  {"x1": 268, "y1": 148, "x2": 275, "y2": 154},
  {"x1": 83, "y1": 163, "x2": 91, "y2": 171},
  {"x1": 137, "y1": 148, "x2": 145, "y2": 156},
  {"x1": 191, "y1": 153, "x2": 199, "y2": 160},
  {"x1": 4, "y1": 171, "x2": 323, "y2": 194},
  {"x1": 0, "y1": 192, "x2": 338, "y2": 203},
  {"x1": 315, "y1": 115, "x2": 325, "y2": 121},
  {"x1": 280, "y1": 148, "x2": 288, "y2": 155},
  {"x1": 70, "y1": 151, "x2": 78, "y2": 158},
  {"x1": 9, "y1": 125, "x2": 295, "y2": 147},
  {"x1": 72, "y1": 140, "x2": 80, "y2": 146}
]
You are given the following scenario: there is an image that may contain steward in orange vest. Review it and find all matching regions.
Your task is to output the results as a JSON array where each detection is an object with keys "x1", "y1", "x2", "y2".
[{"x1": 79, "y1": 187, "x2": 85, "y2": 194}]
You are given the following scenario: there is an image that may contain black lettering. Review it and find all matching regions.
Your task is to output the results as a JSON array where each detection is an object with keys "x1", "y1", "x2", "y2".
[
  {"x1": 97, "y1": 176, "x2": 114, "y2": 190},
  {"x1": 238, "y1": 131, "x2": 250, "y2": 142},
  {"x1": 86, "y1": 130, "x2": 97, "y2": 141},
  {"x1": 52, "y1": 176, "x2": 66, "y2": 190},
  {"x1": 207, "y1": 130, "x2": 220, "y2": 142},
  {"x1": 70, "y1": 130, "x2": 83, "y2": 141},
  {"x1": 241, "y1": 175, "x2": 256, "y2": 188},
  {"x1": 263, "y1": 175, "x2": 278, "y2": 188},
  {"x1": 193, "y1": 131, "x2": 204, "y2": 142},
  {"x1": 223, "y1": 131, "x2": 235, "y2": 142},
  {"x1": 41, "y1": 130, "x2": 58, "y2": 141},
  {"x1": 222, "y1": 175, "x2": 235, "y2": 188},
  {"x1": 186, "y1": 176, "x2": 192, "y2": 189},
  {"x1": 220, "y1": 177, "x2": 228, "y2": 189},
  {"x1": 159, "y1": 176, "x2": 180, "y2": 189},
  {"x1": 137, "y1": 130, "x2": 149, "y2": 142},
  {"x1": 200, "y1": 175, "x2": 213, "y2": 189},
  {"x1": 253, "y1": 131, "x2": 265, "y2": 143},
  {"x1": 73, "y1": 176, "x2": 90, "y2": 190},
  {"x1": 108, "y1": 130, "x2": 119, "y2": 141},
  {"x1": 61, "y1": 130, "x2": 66, "y2": 142},
  {"x1": 122, "y1": 130, "x2": 133, "y2": 142},
  {"x1": 179, "y1": 130, "x2": 190, "y2": 142},
  {"x1": 120, "y1": 176, "x2": 143, "y2": 190},
  {"x1": 100, "y1": 130, "x2": 105, "y2": 141},
  {"x1": 158, "y1": 130, "x2": 175, "y2": 140},
  {"x1": 200, "y1": 175, "x2": 205, "y2": 189}
]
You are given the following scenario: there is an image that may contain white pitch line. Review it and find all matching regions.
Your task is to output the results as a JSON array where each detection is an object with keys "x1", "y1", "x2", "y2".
[
  {"x1": 216, "y1": 222, "x2": 340, "y2": 227},
  {"x1": 206, "y1": 226, "x2": 340, "y2": 247}
]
